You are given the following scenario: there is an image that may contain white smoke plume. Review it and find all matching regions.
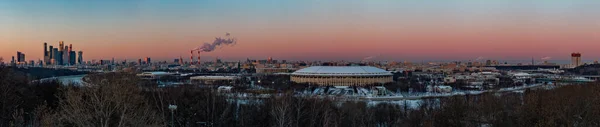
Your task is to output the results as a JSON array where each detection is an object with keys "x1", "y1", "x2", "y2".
[
  {"x1": 193, "y1": 33, "x2": 237, "y2": 52},
  {"x1": 475, "y1": 56, "x2": 485, "y2": 61},
  {"x1": 363, "y1": 56, "x2": 376, "y2": 60},
  {"x1": 541, "y1": 56, "x2": 552, "y2": 60},
  {"x1": 362, "y1": 54, "x2": 380, "y2": 62}
]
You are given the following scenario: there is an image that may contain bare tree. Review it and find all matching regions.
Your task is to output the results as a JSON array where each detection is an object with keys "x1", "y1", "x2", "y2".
[
  {"x1": 0, "y1": 67, "x2": 30, "y2": 126},
  {"x1": 270, "y1": 94, "x2": 294, "y2": 127},
  {"x1": 55, "y1": 73, "x2": 164, "y2": 127}
]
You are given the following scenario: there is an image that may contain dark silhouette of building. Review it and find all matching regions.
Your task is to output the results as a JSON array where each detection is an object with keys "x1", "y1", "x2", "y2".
[
  {"x1": 145, "y1": 57, "x2": 151, "y2": 65},
  {"x1": 77, "y1": 51, "x2": 83, "y2": 65},
  {"x1": 48, "y1": 45, "x2": 54, "y2": 65},
  {"x1": 16, "y1": 51, "x2": 25, "y2": 63},
  {"x1": 52, "y1": 48, "x2": 60, "y2": 65},
  {"x1": 69, "y1": 51, "x2": 76, "y2": 65}
]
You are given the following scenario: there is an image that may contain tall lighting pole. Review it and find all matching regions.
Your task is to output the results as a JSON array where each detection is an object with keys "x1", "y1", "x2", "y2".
[{"x1": 168, "y1": 104, "x2": 178, "y2": 127}]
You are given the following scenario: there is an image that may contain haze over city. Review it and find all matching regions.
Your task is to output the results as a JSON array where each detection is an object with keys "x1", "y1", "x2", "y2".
[{"x1": 1, "y1": 0, "x2": 600, "y2": 62}]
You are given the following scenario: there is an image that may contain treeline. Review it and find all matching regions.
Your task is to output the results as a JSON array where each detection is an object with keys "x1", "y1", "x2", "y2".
[
  {"x1": 8, "y1": 67, "x2": 88, "y2": 79},
  {"x1": 566, "y1": 64, "x2": 600, "y2": 75},
  {"x1": 2, "y1": 67, "x2": 600, "y2": 126}
]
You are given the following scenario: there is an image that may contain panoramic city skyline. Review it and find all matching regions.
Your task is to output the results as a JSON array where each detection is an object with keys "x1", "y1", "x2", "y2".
[
  {"x1": 3, "y1": 1, "x2": 600, "y2": 126},
  {"x1": 1, "y1": 0, "x2": 599, "y2": 61}
]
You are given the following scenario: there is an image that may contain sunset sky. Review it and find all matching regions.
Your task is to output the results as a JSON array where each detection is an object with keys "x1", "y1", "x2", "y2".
[{"x1": 1, "y1": 0, "x2": 599, "y2": 62}]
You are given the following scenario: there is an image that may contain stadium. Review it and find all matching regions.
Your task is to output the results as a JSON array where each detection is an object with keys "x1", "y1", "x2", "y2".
[{"x1": 291, "y1": 66, "x2": 393, "y2": 86}]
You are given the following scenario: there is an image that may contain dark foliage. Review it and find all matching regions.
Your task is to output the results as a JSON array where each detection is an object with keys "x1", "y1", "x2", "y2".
[
  {"x1": 9, "y1": 67, "x2": 88, "y2": 79},
  {"x1": 566, "y1": 64, "x2": 600, "y2": 75},
  {"x1": 3, "y1": 66, "x2": 600, "y2": 126}
]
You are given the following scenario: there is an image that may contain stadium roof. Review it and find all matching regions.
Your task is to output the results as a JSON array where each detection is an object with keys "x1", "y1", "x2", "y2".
[{"x1": 292, "y1": 66, "x2": 392, "y2": 76}]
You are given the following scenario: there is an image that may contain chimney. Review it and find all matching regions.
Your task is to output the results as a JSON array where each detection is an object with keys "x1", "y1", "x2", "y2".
[{"x1": 190, "y1": 50, "x2": 194, "y2": 64}]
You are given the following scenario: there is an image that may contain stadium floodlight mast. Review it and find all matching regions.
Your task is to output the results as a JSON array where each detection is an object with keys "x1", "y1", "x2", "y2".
[{"x1": 168, "y1": 104, "x2": 178, "y2": 127}]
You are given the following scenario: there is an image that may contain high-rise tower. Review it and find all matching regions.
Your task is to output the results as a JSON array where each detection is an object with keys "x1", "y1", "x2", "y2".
[
  {"x1": 69, "y1": 51, "x2": 76, "y2": 65},
  {"x1": 53, "y1": 48, "x2": 60, "y2": 65},
  {"x1": 49, "y1": 45, "x2": 54, "y2": 59},
  {"x1": 145, "y1": 57, "x2": 151, "y2": 65},
  {"x1": 571, "y1": 53, "x2": 582, "y2": 68},
  {"x1": 59, "y1": 41, "x2": 64, "y2": 52},
  {"x1": 58, "y1": 41, "x2": 65, "y2": 65},
  {"x1": 268, "y1": 57, "x2": 273, "y2": 64},
  {"x1": 16, "y1": 51, "x2": 24, "y2": 63},
  {"x1": 68, "y1": 44, "x2": 74, "y2": 65},
  {"x1": 63, "y1": 46, "x2": 69, "y2": 65},
  {"x1": 43, "y1": 43, "x2": 47, "y2": 56},
  {"x1": 43, "y1": 42, "x2": 49, "y2": 65},
  {"x1": 77, "y1": 51, "x2": 83, "y2": 65}
]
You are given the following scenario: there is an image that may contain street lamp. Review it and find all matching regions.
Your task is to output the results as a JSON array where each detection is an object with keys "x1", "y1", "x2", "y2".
[{"x1": 168, "y1": 104, "x2": 178, "y2": 127}]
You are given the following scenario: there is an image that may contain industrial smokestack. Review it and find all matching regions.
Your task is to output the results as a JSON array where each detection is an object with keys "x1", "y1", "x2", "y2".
[
  {"x1": 197, "y1": 50, "x2": 201, "y2": 65},
  {"x1": 190, "y1": 50, "x2": 194, "y2": 64}
]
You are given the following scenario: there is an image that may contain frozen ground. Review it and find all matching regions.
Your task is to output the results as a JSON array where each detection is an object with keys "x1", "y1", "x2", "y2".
[{"x1": 37, "y1": 75, "x2": 86, "y2": 86}]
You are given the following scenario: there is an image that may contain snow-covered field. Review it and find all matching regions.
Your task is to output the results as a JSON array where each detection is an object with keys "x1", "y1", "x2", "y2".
[
  {"x1": 37, "y1": 75, "x2": 86, "y2": 86},
  {"x1": 362, "y1": 84, "x2": 545, "y2": 101}
]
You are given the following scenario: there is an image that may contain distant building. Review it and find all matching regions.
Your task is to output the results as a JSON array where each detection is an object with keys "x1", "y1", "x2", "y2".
[
  {"x1": 190, "y1": 76, "x2": 240, "y2": 85},
  {"x1": 485, "y1": 60, "x2": 492, "y2": 66},
  {"x1": 16, "y1": 51, "x2": 25, "y2": 63},
  {"x1": 63, "y1": 46, "x2": 69, "y2": 65},
  {"x1": 572, "y1": 53, "x2": 582, "y2": 68},
  {"x1": 256, "y1": 68, "x2": 295, "y2": 74},
  {"x1": 268, "y1": 57, "x2": 273, "y2": 64},
  {"x1": 59, "y1": 41, "x2": 64, "y2": 52},
  {"x1": 52, "y1": 48, "x2": 60, "y2": 65},
  {"x1": 68, "y1": 44, "x2": 74, "y2": 65},
  {"x1": 48, "y1": 45, "x2": 54, "y2": 65},
  {"x1": 145, "y1": 57, "x2": 151, "y2": 65},
  {"x1": 100, "y1": 60, "x2": 112, "y2": 65},
  {"x1": 59, "y1": 41, "x2": 65, "y2": 64},
  {"x1": 69, "y1": 51, "x2": 76, "y2": 65},
  {"x1": 137, "y1": 72, "x2": 175, "y2": 79},
  {"x1": 77, "y1": 51, "x2": 83, "y2": 65},
  {"x1": 43, "y1": 42, "x2": 49, "y2": 65}
]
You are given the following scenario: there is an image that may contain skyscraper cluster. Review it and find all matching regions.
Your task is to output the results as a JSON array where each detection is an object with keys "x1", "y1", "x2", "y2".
[
  {"x1": 43, "y1": 41, "x2": 83, "y2": 66},
  {"x1": 145, "y1": 57, "x2": 152, "y2": 65}
]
